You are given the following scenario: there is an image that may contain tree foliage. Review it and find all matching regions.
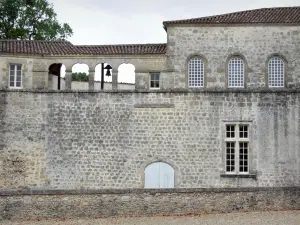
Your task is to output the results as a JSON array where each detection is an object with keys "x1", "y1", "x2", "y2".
[
  {"x1": 72, "y1": 72, "x2": 89, "y2": 82},
  {"x1": 0, "y1": 0, "x2": 73, "y2": 40}
]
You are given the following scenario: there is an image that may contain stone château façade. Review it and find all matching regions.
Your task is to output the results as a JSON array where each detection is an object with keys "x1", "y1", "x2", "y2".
[{"x1": 0, "y1": 7, "x2": 300, "y2": 220}]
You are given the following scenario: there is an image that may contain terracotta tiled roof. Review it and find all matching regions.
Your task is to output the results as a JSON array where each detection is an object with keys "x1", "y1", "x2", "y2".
[
  {"x1": 0, "y1": 39, "x2": 78, "y2": 55},
  {"x1": 0, "y1": 40, "x2": 167, "y2": 55},
  {"x1": 163, "y1": 7, "x2": 300, "y2": 27},
  {"x1": 76, "y1": 44, "x2": 167, "y2": 55}
]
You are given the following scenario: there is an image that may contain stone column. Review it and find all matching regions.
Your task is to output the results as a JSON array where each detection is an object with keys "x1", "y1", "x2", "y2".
[
  {"x1": 135, "y1": 72, "x2": 148, "y2": 91},
  {"x1": 47, "y1": 72, "x2": 52, "y2": 90},
  {"x1": 89, "y1": 70, "x2": 95, "y2": 90},
  {"x1": 112, "y1": 69, "x2": 118, "y2": 91},
  {"x1": 65, "y1": 70, "x2": 72, "y2": 90}
]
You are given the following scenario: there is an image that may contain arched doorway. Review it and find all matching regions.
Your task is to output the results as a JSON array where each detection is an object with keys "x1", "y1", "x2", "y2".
[{"x1": 144, "y1": 162, "x2": 174, "y2": 188}]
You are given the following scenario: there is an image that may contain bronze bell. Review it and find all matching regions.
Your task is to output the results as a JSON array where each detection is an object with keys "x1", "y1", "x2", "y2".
[{"x1": 105, "y1": 70, "x2": 111, "y2": 77}]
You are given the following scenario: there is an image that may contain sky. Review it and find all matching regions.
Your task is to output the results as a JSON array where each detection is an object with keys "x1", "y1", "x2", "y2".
[{"x1": 50, "y1": 0, "x2": 299, "y2": 45}]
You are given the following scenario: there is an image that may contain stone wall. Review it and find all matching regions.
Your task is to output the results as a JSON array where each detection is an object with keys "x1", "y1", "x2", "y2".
[
  {"x1": 166, "y1": 25, "x2": 300, "y2": 89},
  {"x1": 0, "y1": 90, "x2": 299, "y2": 190},
  {"x1": 0, "y1": 187, "x2": 299, "y2": 220}
]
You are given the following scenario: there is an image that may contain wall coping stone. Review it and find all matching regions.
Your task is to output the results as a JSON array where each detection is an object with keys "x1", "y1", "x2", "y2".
[
  {"x1": 0, "y1": 187, "x2": 299, "y2": 196},
  {"x1": 1, "y1": 88, "x2": 300, "y2": 94}
]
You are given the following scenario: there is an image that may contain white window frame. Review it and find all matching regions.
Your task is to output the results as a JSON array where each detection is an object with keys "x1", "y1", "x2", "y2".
[
  {"x1": 150, "y1": 73, "x2": 160, "y2": 89},
  {"x1": 224, "y1": 123, "x2": 250, "y2": 175},
  {"x1": 9, "y1": 64, "x2": 22, "y2": 89},
  {"x1": 268, "y1": 57, "x2": 285, "y2": 88},
  {"x1": 188, "y1": 57, "x2": 204, "y2": 88},
  {"x1": 228, "y1": 57, "x2": 245, "y2": 88}
]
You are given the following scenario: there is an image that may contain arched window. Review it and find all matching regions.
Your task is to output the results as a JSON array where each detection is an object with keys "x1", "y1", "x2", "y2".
[
  {"x1": 228, "y1": 57, "x2": 245, "y2": 87},
  {"x1": 268, "y1": 57, "x2": 285, "y2": 87},
  {"x1": 144, "y1": 162, "x2": 174, "y2": 188},
  {"x1": 188, "y1": 57, "x2": 204, "y2": 87}
]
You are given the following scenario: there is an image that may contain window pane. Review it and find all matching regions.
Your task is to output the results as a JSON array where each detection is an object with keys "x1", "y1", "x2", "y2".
[
  {"x1": 239, "y1": 142, "x2": 249, "y2": 172},
  {"x1": 16, "y1": 82, "x2": 21, "y2": 87},
  {"x1": 10, "y1": 82, "x2": 15, "y2": 87},
  {"x1": 228, "y1": 57, "x2": 244, "y2": 87},
  {"x1": 239, "y1": 125, "x2": 248, "y2": 138},
  {"x1": 10, "y1": 65, "x2": 15, "y2": 71},
  {"x1": 268, "y1": 57, "x2": 284, "y2": 87},
  {"x1": 150, "y1": 74, "x2": 160, "y2": 88},
  {"x1": 17, "y1": 65, "x2": 22, "y2": 71},
  {"x1": 226, "y1": 125, "x2": 235, "y2": 138},
  {"x1": 226, "y1": 142, "x2": 235, "y2": 172},
  {"x1": 16, "y1": 75, "x2": 21, "y2": 82},
  {"x1": 188, "y1": 57, "x2": 204, "y2": 87}
]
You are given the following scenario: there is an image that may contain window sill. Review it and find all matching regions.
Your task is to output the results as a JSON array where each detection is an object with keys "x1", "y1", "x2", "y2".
[
  {"x1": 220, "y1": 173, "x2": 257, "y2": 179},
  {"x1": 9, "y1": 87, "x2": 23, "y2": 89}
]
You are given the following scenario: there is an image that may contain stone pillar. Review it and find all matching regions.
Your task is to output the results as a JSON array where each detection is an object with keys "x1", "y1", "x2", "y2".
[
  {"x1": 112, "y1": 69, "x2": 118, "y2": 91},
  {"x1": 65, "y1": 70, "x2": 72, "y2": 90},
  {"x1": 47, "y1": 72, "x2": 52, "y2": 90},
  {"x1": 135, "y1": 72, "x2": 148, "y2": 91},
  {"x1": 89, "y1": 70, "x2": 95, "y2": 90}
]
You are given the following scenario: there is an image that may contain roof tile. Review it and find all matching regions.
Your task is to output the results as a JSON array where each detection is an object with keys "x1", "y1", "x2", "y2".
[
  {"x1": 75, "y1": 44, "x2": 167, "y2": 55},
  {"x1": 0, "y1": 40, "x2": 167, "y2": 56},
  {"x1": 163, "y1": 7, "x2": 300, "y2": 26}
]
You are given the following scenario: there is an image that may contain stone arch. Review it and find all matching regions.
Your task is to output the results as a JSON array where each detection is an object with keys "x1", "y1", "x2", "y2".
[
  {"x1": 48, "y1": 63, "x2": 66, "y2": 90},
  {"x1": 117, "y1": 63, "x2": 135, "y2": 90},
  {"x1": 95, "y1": 63, "x2": 113, "y2": 90},
  {"x1": 71, "y1": 63, "x2": 89, "y2": 90}
]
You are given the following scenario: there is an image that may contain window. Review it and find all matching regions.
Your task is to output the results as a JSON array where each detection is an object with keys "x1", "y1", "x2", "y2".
[
  {"x1": 228, "y1": 57, "x2": 244, "y2": 87},
  {"x1": 188, "y1": 57, "x2": 204, "y2": 87},
  {"x1": 9, "y1": 64, "x2": 22, "y2": 88},
  {"x1": 268, "y1": 57, "x2": 285, "y2": 87},
  {"x1": 150, "y1": 73, "x2": 160, "y2": 89},
  {"x1": 225, "y1": 124, "x2": 250, "y2": 174},
  {"x1": 144, "y1": 162, "x2": 174, "y2": 188}
]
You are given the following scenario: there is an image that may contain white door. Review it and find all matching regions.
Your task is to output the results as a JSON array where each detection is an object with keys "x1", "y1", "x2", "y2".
[{"x1": 144, "y1": 162, "x2": 174, "y2": 188}]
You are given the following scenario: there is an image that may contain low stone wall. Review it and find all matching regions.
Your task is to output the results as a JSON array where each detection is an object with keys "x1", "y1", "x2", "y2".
[{"x1": 0, "y1": 187, "x2": 299, "y2": 220}]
